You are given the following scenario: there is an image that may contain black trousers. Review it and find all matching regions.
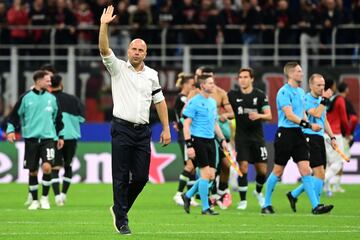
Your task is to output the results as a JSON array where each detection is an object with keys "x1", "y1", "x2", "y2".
[{"x1": 111, "y1": 118, "x2": 151, "y2": 226}]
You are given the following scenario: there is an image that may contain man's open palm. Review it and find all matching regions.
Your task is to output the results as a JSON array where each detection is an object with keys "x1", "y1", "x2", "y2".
[{"x1": 100, "y1": 5, "x2": 116, "y2": 24}]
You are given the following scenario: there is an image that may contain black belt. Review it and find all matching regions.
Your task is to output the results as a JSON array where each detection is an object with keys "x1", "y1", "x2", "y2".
[
  {"x1": 26, "y1": 138, "x2": 53, "y2": 143},
  {"x1": 113, "y1": 117, "x2": 148, "y2": 129}
]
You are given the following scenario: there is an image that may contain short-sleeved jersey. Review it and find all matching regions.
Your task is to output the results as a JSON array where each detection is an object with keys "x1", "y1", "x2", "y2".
[
  {"x1": 276, "y1": 83, "x2": 305, "y2": 128},
  {"x1": 228, "y1": 88, "x2": 269, "y2": 143},
  {"x1": 182, "y1": 94, "x2": 217, "y2": 139},
  {"x1": 303, "y1": 93, "x2": 325, "y2": 136}
]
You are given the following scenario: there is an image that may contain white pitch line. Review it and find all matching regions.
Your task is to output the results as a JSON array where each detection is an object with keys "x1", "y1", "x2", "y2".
[
  {"x1": 2, "y1": 221, "x2": 104, "y2": 225},
  {"x1": 2, "y1": 209, "x2": 106, "y2": 213},
  {"x1": 1, "y1": 230, "x2": 360, "y2": 236},
  {"x1": 0, "y1": 232, "x2": 102, "y2": 236},
  {"x1": 134, "y1": 230, "x2": 360, "y2": 235}
]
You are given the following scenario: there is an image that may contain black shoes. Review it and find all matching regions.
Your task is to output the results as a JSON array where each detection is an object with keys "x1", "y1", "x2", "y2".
[
  {"x1": 181, "y1": 193, "x2": 191, "y2": 214},
  {"x1": 109, "y1": 206, "x2": 131, "y2": 235},
  {"x1": 119, "y1": 225, "x2": 132, "y2": 235},
  {"x1": 312, "y1": 204, "x2": 334, "y2": 215},
  {"x1": 286, "y1": 192, "x2": 297, "y2": 212},
  {"x1": 261, "y1": 205, "x2": 275, "y2": 214},
  {"x1": 202, "y1": 208, "x2": 219, "y2": 215}
]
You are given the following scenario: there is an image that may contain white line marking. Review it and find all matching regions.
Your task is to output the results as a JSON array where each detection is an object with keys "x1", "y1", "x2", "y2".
[{"x1": 1, "y1": 230, "x2": 359, "y2": 236}]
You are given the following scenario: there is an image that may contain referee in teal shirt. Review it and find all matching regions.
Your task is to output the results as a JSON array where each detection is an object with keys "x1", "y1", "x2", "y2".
[
  {"x1": 261, "y1": 62, "x2": 333, "y2": 215},
  {"x1": 180, "y1": 74, "x2": 228, "y2": 215}
]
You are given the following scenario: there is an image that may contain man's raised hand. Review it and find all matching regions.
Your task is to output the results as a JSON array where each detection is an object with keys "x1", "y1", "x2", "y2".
[{"x1": 100, "y1": 5, "x2": 116, "y2": 24}]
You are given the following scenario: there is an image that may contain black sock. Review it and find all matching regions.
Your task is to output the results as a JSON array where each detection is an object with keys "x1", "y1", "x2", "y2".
[
  {"x1": 217, "y1": 181, "x2": 228, "y2": 197},
  {"x1": 178, "y1": 170, "x2": 192, "y2": 192},
  {"x1": 29, "y1": 175, "x2": 38, "y2": 201},
  {"x1": 187, "y1": 172, "x2": 196, "y2": 191},
  {"x1": 51, "y1": 169, "x2": 60, "y2": 196},
  {"x1": 237, "y1": 173, "x2": 248, "y2": 201},
  {"x1": 62, "y1": 166, "x2": 72, "y2": 194},
  {"x1": 256, "y1": 174, "x2": 266, "y2": 193},
  {"x1": 218, "y1": 181, "x2": 228, "y2": 192},
  {"x1": 210, "y1": 177, "x2": 218, "y2": 195},
  {"x1": 42, "y1": 174, "x2": 51, "y2": 196}
]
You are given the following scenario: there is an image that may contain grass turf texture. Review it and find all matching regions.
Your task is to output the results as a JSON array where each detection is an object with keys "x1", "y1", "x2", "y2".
[{"x1": 0, "y1": 183, "x2": 359, "y2": 240}]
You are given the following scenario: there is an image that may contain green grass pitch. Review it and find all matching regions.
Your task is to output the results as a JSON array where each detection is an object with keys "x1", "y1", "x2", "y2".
[{"x1": 0, "y1": 183, "x2": 360, "y2": 240}]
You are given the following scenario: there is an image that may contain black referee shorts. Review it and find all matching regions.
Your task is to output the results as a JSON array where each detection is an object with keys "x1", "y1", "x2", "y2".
[
  {"x1": 274, "y1": 127, "x2": 310, "y2": 166},
  {"x1": 235, "y1": 140, "x2": 268, "y2": 164},
  {"x1": 192, "y1": 136, "x2": 216, "y2": 168},
  {"x1": 24, "y1": 138, "x2": 55, "y2": 171},
  {"x1": 53, "y1": 140, "x2": 77, "y2": 167},
  {"x1": 304, "y1": 134, "x2": 326, "y2": 168}
]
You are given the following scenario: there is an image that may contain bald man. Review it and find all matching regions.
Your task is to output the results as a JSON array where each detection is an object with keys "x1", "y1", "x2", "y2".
[{"x1": 99, "y1": 5, "x2": 171, "y2": 235}]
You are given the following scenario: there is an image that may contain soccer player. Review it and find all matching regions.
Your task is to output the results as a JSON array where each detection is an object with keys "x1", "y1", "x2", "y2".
[
  {"x1": 50, "y1": 74, "x2": 85, "y2": 206},
  {"x1": 286, "y1": 74, "x2": 337, "y2": 212},
  {"x1": 324, "y1": 79, "x2": 351, "y2": 196},
  {"x1": 328, "y1": 82, "x2": 356, "y2": 193},
  {"x1": 23, "y1": 63, "x2": 57, "y2": 206},
  {"x1": 227, "y1": 68, "x2": 272, "y2": 210},
  {"x1": 210, "y1": 84, "x2": 234, "y2": 209},
  {"x1": 181, "y1": 74, "x2": 228, "y2": 215},
  {"x1": 261, "y1": 62, "x2": 333, "y2": 214},
  {"x1": 172, "y1": 73, "x2": 199, "y2": 206},
  {"x1": 5, "y1": 70, "x2": 64, "y2": 210}
]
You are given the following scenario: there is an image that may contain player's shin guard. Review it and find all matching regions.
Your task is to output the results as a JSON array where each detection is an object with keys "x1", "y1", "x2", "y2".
[
  {"x1": 29, "y1": 175, "x2": 39, "y2": 200},
  {"x1": 51, "y1": 169, "x2": 60, "y2": 196},
  {"x1": 178, "y1": 170, "x2": 191, "y2": 192},
  {"x1": 302, "y1": 175, "x2": 318, "y2": 209},
  {"x1": 255, "y1": 174, "x2": 266, "y2": 193},
  {"x1": 264, "y1": 172, "x2": 279, "y2": 207},
  {"x1": 237, "y1": 173, "x2": 248, "y2": 201},
  {"x1": 42, "y1": 174, "x2": 52, "y2": 196},
  {"x1": 62, "y1": 166, "x2": 72, "y2": 194},
  {"x1": 198, "y1": 178, "x2": 210, "y2": 211}
]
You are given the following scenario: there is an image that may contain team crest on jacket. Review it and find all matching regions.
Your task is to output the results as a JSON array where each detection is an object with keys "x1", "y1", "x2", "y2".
[
  {"x1": 45, "y1": 100, "x2": 53, "y2": 112},
  {"x1": 253, "y1": 97, "x2": 258, "y2": 105}
]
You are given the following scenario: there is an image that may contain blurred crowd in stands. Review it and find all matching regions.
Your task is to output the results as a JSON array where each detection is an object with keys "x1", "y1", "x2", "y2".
[{"x1": 0, "y1": 0, "x2": 359, "y2": 51}]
